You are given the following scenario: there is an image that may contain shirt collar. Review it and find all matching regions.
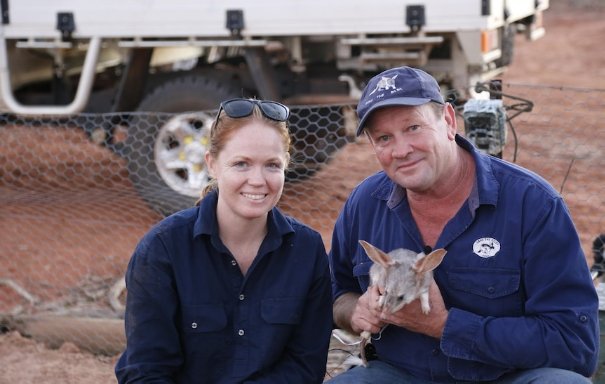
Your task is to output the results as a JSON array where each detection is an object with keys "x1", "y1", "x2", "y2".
[
  {"x1": 373, "y1": 134, "x2": 500, "y2": 209},
  {"x1": 456, "y1": 134, "x2": 499, "y2": 208},
  {"x1": 193, "y1": 190, "x2": 295, "y2": 241}
]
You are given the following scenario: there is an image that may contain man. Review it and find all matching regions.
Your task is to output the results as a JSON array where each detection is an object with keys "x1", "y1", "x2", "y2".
[{"x1": 327, "y1": 66, "x2": 598, "y2": 383}]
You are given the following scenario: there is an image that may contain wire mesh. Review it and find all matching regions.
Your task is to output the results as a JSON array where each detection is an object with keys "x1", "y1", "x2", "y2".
[{"x1": 1, "y1": 84, "x2": 604, "y2": 379}]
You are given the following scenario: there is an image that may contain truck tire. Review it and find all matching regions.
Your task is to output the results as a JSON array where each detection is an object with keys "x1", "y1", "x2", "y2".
[
  {"x1": 125, "y1": 74, "x2": 349, "y2": 216},
  {"x1": 125, "y1": 75, "x2": 239, "y2": 216}
]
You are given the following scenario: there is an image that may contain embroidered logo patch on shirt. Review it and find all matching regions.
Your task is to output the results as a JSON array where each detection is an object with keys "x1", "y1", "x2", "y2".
[{"x1": 473, "y1": 237, "x2": 500, "y2": 258}]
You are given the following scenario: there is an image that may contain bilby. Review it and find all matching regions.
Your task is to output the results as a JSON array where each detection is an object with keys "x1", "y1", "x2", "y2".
[{"x1": 358, "y1": 240, "x2": 447, "y2": 366}]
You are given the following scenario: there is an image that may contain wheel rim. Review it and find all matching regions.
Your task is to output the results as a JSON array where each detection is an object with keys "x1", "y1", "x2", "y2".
[{"x1": 153, "y1": 112, "x2": 215, "y2": 197}]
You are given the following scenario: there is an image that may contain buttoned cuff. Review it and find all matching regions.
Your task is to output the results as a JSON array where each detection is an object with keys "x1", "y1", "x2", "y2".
[{"x1": 440, "y1": 307, "x2": 482, "y2": 360}]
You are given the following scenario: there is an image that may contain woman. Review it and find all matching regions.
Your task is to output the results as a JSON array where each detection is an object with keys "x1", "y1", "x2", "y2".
[{"x1": 116, "y1": 98, "x2": 333, "y2": 383}]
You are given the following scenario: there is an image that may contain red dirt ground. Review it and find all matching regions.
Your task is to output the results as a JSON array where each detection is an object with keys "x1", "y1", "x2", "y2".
[{"x1": 1, "y1": 1, "x2": 604, "y2": 382}]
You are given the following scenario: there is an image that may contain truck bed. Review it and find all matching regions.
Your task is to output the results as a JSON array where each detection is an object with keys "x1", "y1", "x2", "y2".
[{"x1": 3, "y1": 0, "x2": 548, "y2": 39}]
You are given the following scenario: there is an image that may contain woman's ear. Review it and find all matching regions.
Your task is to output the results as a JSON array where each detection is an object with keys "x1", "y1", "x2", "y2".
[
  {"x1": 283, "y1": 153, "x2": 291, "y2": 171},
  {"x1": 205, "y1": 151, "x2": 216, "y2": 178}
]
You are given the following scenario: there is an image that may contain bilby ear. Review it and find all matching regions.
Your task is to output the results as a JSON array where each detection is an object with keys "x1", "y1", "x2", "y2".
[
  {"x1": 359, "y1": 240, "x2": 393, "y2": 267},
  {"x1": 413, "y1": 249, "x2": 447, "y2": 273}
]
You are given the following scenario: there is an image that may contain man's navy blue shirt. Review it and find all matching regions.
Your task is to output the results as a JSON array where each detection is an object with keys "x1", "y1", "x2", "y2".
[
  {"x1": 116, "y1": 191, "x2": 333, "y2": 383},
  {"x1": 330, "y1": 135, "x2": 599, "y2": 382}
]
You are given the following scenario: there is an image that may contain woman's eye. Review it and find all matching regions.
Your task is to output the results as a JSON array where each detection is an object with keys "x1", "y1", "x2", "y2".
[
  {"x1": 233, "y1": 161, "x2": 248, "y2": 168},
  {"x1": 408, "y1": 125, "x2": 421, "y2": 132},
  {"x1": 377, "y1": 135, "x2": 390, "y2": 143}
]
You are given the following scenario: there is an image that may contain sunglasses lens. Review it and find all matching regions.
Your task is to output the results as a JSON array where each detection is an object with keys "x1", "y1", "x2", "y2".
[
  {"x1": 222, "y1": 99, "x2": 255, "y2": 118},
  {"x1": 220, "y1": 99, "x2": 289, "y2": 122},
  {"x1": 260, "y1": 101, "x2": 290, "y2": 121}
]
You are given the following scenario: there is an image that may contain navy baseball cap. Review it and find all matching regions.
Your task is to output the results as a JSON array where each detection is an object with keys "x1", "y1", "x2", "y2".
[{"x1": 356, "y1": 66, "x2": 445, "y2": 136}]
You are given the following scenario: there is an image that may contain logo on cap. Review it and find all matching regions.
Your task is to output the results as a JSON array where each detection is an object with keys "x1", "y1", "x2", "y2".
[{"x1": 369, "y1": 74, "x2": 399, "y2": 96}]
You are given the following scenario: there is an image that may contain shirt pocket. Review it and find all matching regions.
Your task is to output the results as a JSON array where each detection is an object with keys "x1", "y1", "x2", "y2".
[
  {"x1": 352, "y1": 261, "x2": 373, "y2": 291},
  {"x1": 181, "y1": 303, "x2": 227, "y2": 333},
  {"x1": 447, "y1": 267, "x2": 523, "y2": 316},
  {"x1": 261, "y1": 297, "x2": 304, "y2": 325}
]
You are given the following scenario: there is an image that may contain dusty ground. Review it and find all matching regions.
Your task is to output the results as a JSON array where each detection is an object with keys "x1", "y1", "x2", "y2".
[{"x1": 1, "y1": 1, "x2": 605, "y2": 382}]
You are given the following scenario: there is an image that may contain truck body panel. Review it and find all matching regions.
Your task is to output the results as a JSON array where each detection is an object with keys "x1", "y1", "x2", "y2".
[{"x1": 5, "y1": 0, "x2": 546, "y2": 38}]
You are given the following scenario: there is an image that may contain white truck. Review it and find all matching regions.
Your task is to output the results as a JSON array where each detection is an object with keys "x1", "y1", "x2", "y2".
[{"x1": 0, "y1": 0, "x2": 548, "y2": 215}]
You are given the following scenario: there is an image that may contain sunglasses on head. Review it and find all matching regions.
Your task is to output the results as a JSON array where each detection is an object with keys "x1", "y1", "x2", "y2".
[{"x1": 217, "y1": 98, "x2": 290, "y2": 122}]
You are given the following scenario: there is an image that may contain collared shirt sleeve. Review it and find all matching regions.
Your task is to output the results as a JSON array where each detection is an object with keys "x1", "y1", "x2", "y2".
[
  {"x1": 441, "y1": 194, "x2": 599, "y2": 379},
  {"x1": 330, "y1": 193, "x2": 363, "y2": 302},
  {"x1": 115, "y1": 228, "x2": 182, "y2": 383}
]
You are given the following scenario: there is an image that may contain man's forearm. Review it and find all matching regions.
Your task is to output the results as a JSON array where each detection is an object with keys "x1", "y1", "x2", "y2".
[{"x1": 333, "y1": 292, "x2": 360, "y2": 333}]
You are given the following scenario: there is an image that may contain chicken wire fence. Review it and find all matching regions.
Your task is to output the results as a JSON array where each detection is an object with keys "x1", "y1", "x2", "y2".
[{"x1": 1, "y1": 83, "x2": 604, "y2": 374}]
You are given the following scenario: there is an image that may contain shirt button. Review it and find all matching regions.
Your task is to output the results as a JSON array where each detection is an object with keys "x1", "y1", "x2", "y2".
[
  {"x1": 238, "y1": 329, "x2": 245, "y2": 336},
  {"x1": 239, "y1": 294, "x2": 245, "y2": 301},
  {"x1": 432, "y1": 349, "x2": 440, "y2": 356},
  {"x1": 231, "y1": 260, "x2": 237, "y2": 266},
  {"x1": 191, "y1": 322, "x2": 198, "y2": 329},
  {"x1": 487, "y1": 286, "x2": 495, "y2": 294},
  {"x1": 579, "y1": 315, "x2": 588, "y2": 322}
]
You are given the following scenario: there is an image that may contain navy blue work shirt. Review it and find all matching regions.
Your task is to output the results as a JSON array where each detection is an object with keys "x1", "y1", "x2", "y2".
[
  {"x1": 115, "y1": 191, "x2": 333, "y2": 383},
  {"x1": 330, "y1": 135, "x2": 599, "y2": 382}
]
